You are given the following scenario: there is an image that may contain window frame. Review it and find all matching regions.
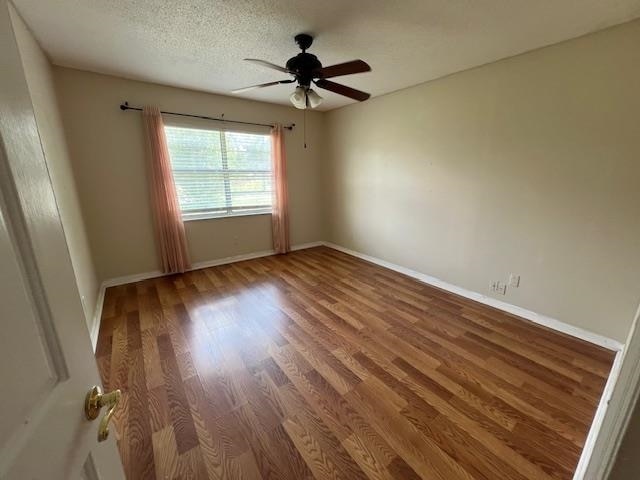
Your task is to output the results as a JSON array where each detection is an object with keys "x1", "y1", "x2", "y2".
[{"x1": 164, "y1": 120, "x2": 274, "y2": 222}]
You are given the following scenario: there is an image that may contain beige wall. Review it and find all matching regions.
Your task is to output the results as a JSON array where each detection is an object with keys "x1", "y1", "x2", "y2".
[
  {"x1": 324, "y1": 19, "x2": 640, "y2": 342},
  {"x1": 10, "y1": 8, "x2": 99, "y2": 334},
  {"x1": 54, "y1": 68, "x2": 326, "y2": 280}
]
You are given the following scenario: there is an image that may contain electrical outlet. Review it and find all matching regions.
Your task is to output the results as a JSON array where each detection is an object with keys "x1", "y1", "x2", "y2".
[
  {"x1": 490, "y1": 281, "x2": 507, "y2": 295},
  {"x1": 509, "y1": 274, "x2": 520, "y2": 288}
]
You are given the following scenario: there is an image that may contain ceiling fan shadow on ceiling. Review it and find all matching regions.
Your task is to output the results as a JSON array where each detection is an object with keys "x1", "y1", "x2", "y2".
[{"x1": 232, "y1": 33, "x2": 371, "y2": 109}]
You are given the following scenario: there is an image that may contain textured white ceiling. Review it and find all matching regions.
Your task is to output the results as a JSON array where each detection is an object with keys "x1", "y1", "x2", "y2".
[{"x1": 13, "y1": 0, "x2": 640, "y2": 110}]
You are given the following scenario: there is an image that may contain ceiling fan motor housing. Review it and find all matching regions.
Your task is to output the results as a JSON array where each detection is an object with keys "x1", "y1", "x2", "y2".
[{"x1": 286, "y1": 53, "x2": 322, "y2": 88}]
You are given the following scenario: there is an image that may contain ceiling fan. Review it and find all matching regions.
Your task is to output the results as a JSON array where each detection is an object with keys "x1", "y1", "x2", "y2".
[{"x1": 232, "y1": 33, "x2": 371, "y2": 109}]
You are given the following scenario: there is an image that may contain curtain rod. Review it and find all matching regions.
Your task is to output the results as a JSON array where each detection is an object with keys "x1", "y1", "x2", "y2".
[{"x1": 119, "y1": 102, "x2": 295, "y2": 130}]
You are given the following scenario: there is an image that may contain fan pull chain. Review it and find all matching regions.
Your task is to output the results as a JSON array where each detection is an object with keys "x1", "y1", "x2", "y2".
[{"x1": 303, "y1": 107, "x2": 307, "y2": 149}]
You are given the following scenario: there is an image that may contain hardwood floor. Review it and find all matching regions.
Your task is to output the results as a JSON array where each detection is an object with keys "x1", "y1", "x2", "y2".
[{"x1": 95, "y1": 246, "x2": 615, "y2": 480}]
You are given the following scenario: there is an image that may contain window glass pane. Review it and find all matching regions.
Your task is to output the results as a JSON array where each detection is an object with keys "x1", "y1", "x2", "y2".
[
  {"x1": 165, "y1": 126, "x2": 272, "y2": 217},
  {"x1": 172, "y1": 171, "x2": 227, "y2": 212},
  {"x1": 229, "y1": 172, "x2": 272, "y2": 209},
  {"x1": 165, "y1": 126, "x2": 223, "y2": 170},
  {"x1": 225, "y1": 132, "x2": 271, "y2": 171}
]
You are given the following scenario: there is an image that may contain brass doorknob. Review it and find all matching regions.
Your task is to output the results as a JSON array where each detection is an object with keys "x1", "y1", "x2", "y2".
[{"x1": 85, "y1": 385, "x2": 121, "y2": 442}]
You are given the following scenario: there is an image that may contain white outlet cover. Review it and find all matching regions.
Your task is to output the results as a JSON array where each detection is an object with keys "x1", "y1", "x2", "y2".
[{"x1": 509, "y1": 274, "x2": 521, "y2": 288}]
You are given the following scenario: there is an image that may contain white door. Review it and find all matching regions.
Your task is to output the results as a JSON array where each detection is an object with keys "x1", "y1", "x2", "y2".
[{"x1": 0, "y1": 3, "x2": 125, "y2": 479}]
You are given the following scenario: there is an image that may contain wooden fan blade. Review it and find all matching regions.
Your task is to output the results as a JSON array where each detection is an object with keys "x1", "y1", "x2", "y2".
[
  {"x1": 315, "y1": 79, "x2": 370, "y2": 101},
  {"x1": 244, "y1": 58, "x2": 292, "y2": 74},
  {"x1": 314, "y1": 60, "x2": 371, "y2": 79},
  {"x1": 232, "y1": 79, "x2": 295, "y2": 94}
]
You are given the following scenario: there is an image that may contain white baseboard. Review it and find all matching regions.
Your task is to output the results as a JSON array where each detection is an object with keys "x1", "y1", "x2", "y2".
[
  {"x1": 324, "y1": 242, "x2": 622, "y2": 352},
  {"x1": 290, "y1": 241, "x2": 325, "y2": 251},
  {"x1": 91, "y1": 241, "x2": 324, "y2": 351}
]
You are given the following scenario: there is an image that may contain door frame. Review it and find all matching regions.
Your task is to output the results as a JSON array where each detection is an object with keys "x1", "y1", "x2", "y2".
[{"x1": 576, "y1": 300, "x2": 640, "y2": 478}]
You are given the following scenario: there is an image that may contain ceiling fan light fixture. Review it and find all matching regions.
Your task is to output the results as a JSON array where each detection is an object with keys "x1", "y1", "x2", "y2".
[
  {"x1": 289, "y1": 87, "x2": 323, "y2": 110},
  {"x1": 306, "y1": 89, "x2": 323, "y2": 109},
  {"x1": 290, "y1": 86, "x2": 307, "y2": 109}
]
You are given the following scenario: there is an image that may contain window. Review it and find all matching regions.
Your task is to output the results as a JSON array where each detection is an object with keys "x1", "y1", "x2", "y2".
[{"x1": 165, "y1": 126, "x2": 273, "y2": 220}]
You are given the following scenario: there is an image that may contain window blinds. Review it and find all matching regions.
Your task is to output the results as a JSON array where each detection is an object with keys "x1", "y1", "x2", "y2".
[{"x1": 164, "y1": 126, "x2": 273, "y2": 219}]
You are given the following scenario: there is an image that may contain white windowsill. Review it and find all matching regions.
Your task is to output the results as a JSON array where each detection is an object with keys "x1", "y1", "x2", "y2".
[{"x1": 182, "y1": 210, "x2": 272, "y2": 222}]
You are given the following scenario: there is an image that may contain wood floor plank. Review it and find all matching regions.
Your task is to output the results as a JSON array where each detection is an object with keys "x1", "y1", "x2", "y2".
[
  {"x1": 232, "y1": 403, "x2": 288, "y2": 479},
  {"x1": 290, "y1": 406, "x2": 369, "y2": 480},
  {"x1": 157, "y1": 333, "x2": 199, "y2": 455},
  {"x1": 346, "y1": 379, "x2": 475, "y2": 480},
  {"x1": 390, "y1": 358, "x2": 562, "y2": 480},
  {"x1": 141, "y1": 327, "x2": 164, "y2": 391},
  {"x1": 177, "y1": 446, "x2": 211, "y2": 479},
  {"x1": 283, "y1": 416, "x2": 346, "y2": 480},
  {"x1": 342, "y1": 432, "x2": 396, "y2": 480},
  {"x1": 126, "y1": 347, "x2": 155, "y2": 479},
  {"x1": 110, "y1": 315, "x2": 129, "y2": 390},
  {"x1": 151, "y1": 426, "x2": 180, "y2": 480},
  {"x1": 96, "y1": 246, "x2": 614, "y2": 480},
  {"x1": 386, "y1": 456, "x2": 422, "y2": 480},
  {"x1": 188, "y1": 400, "x2": 228, "y2": 479}
]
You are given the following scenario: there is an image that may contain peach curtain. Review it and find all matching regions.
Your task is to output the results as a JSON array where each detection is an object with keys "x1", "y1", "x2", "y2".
[
  {"x1": 142, "y1": 106, "x2": 191, "y2": 273},
  {"x1": 271, "y1": 124, "x2": 290, "y2": 254}
]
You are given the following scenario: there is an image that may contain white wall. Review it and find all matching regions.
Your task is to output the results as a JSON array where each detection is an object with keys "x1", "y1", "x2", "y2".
[
  {"x1": 10, "y1": 6, "x2": 100, "y2": 334},
  {"x1": 53, "y1": 68, "x2": 326, "y2": 280},
  {"x1": 324, "y1": 19, "x2": 640, "y2": 342}
]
